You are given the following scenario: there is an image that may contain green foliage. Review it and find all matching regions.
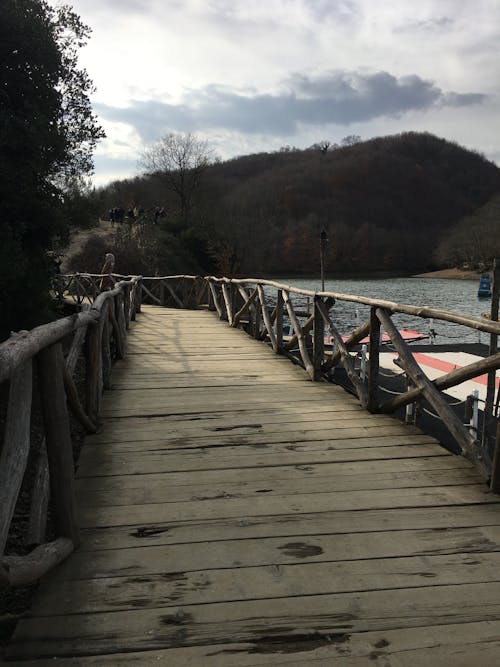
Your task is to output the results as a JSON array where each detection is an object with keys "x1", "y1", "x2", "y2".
[{"x1": 0, "y1": 0, "x2": 104, "y2": 339}]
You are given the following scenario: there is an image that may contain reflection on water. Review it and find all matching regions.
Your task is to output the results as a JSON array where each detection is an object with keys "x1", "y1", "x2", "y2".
[{"x1": 265, "y1": 277, "x2": 492, "y2": 345}]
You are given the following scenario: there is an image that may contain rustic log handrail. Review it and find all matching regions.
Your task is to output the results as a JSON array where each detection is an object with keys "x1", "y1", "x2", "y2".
[
  {"x1": 0, "y1": 276, "x2": 142, "y2": 587},
  {"x1": 177, "y1": 275, "x2": 500, "y2": 485}
]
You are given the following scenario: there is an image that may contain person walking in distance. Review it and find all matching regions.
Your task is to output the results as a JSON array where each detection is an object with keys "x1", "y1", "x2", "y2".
[{"x1": 100, "y1": 252, "x2": 116, "y2": 291}]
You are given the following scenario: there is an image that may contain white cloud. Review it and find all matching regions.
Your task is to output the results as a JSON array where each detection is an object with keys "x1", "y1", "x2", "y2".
[{"x1": 54, "y1": 0, "x2": 500, "y2": 183}]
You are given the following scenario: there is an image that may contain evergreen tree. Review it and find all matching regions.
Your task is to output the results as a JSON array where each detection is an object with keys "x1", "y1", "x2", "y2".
[{"x1": 0, "y1": 0, "x2": 104, "y2": 339}]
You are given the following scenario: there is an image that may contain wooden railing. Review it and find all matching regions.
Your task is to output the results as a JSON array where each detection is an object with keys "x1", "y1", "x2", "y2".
[
  {"x1": 57, "y1": 273, "x2": 207, "y2": 309},
  {"x1": 0, "y1": 277, "x2": 142, "y2": 587},
  {"x1": 151, "y1": 274, "x2": 500, "y2": 487}
]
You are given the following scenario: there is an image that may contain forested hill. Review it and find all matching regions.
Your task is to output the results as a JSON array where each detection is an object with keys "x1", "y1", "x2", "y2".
[{"x1": 95, "y1": 132, "x2": 500, "y2": 277}]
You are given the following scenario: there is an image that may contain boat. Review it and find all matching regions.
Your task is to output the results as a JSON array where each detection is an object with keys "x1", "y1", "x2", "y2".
[{"x1": 478, "y1": 273, "x2": 492, "y2": 298}]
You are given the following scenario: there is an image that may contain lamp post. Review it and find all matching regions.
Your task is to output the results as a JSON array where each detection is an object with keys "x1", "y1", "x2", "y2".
[{"x1": 320, "y1": 228, "x2": 328, "y2": 292}]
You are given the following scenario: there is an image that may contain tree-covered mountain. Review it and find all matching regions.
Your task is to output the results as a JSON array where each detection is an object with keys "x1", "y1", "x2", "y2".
[{"x1": 91, "y1": 132, "x2": 500, "y2": 277}]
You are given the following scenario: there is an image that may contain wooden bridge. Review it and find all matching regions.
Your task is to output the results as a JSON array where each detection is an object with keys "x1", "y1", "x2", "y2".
[{"x1": 2, "y1": 275, "x2": 500, "y2": 664}]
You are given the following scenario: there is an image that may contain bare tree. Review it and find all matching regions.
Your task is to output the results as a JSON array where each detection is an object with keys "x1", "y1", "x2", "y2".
[{"x1": 141, "y1": 133, "x2": 213, "y2": 225}]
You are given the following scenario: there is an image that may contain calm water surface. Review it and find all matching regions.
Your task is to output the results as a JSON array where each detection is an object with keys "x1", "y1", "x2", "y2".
[{"x1": 268, "y1": 277, "x2": 492, "y2": 344}]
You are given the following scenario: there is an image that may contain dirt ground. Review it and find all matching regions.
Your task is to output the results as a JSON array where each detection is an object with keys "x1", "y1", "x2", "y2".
[{"x1": 60, "y1": 219, "x2": 115, "y2": 272}]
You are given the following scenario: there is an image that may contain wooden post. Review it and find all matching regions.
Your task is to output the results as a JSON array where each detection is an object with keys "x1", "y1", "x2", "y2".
[
  {"x1": 135, "y1": 278, "x2": 142, "y2": 316},
  {"x1": 207, "y1": 280, "x2": 215, "y2": 311},
  {"x1": 276, "y1": 289, "x2": 284, "y2": 353},
  {"x1": 123, "y1": 284, "x2": 131, "y2": 330},
  {"x1": 109, "y1": 296, "x2": 125, "y2": 359},
  {"x1": 63, "y1": 366, "x2": 97, "y2": 433},
  {"x1": 221, "y1": 282, "x2": 233, "y2": 325},
  {"x1": 377, "y1": 307, "x2": 485, "y2": 473},
  {"x1": 0, "y1": 360, "x2": 32, "y2": 555},
  {"x1": 490, "y1": 421, "x2": 500, "y2": 493},
  {"x1": 85, "y1": 321, "x2": 102, "y2": 423},
  {"x1": 27, "y1": 442, "x2": 50, "y2": 545},
  {"x1": 484, "y1": 259, "x2": 499, "y2": 443},
  {"x1": 233, "y1": 287, "x2": 257, "y2": 329},
  {"x1": 313, "y1": 296, "x2": 325, "y2": 381},
  {"x1": 208, "y1": 281, "x2": 225, "y2": 319},
  {"x1": 367, "y1": 307, "x2": 380, "y2": 413},
  {"x1": 283, "y1": 291, "x2": 315, "y2": 379},
  {"x1": 253, "y1": 290, "x2": 262, "y2": 339},
  {"x1": 101, "y1": 301, "x2": 112, "y2": 389},
  {"x1": 38, "y1": 344, "x2": 80, "y2": 547},
  {"x1": 316, "y1": 299, "x2": 368, "y2": 405},
  {"x1": 257, "y1": 284, "x2": 277, "y2": 351},
  {"x1": 116, "y1": 292, "x2": 128, "y2": 355}
]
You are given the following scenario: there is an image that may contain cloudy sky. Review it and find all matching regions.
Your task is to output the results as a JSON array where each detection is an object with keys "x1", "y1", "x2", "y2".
[{"x1": 58, "y1": 0, "x2": 500, "y2": 186}]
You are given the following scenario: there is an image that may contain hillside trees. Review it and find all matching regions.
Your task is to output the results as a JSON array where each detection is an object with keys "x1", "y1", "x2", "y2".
[
  {"x1": 434, "y1": 194, "x2": 500, "y2": 268},
  {"x1": 0, "y1": 0, "x2": 104, "y2": 338},
  {"x1": 94, "y1": 132, "x2": 500, "y2": 278},
  {"x1": 141, "y1": 133, "x2": 213, "y2": 226}
]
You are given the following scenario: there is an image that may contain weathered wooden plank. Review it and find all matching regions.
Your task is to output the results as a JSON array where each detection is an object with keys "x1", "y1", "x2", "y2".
[
  {"x1": 79, "y1": 503, "x2": 500, "y2": 552},
  {"x1": 86, "y1": 411, "x2": 408, "y2": 445},
  {"x1": 89, "y1": 403, "x2": 364, "y2": 435},
  {"x1": 10, "y1": 582, "x2": 500, "y2": 658},
  {"x1": 44, "y1": 524, "x2": 500, "y2": 585},
  {"x1": 34, "y1": 550, "x2": 500, "y2": 617},
  {"x1": 82, "y1": 422, "x2": 435, "y2": 451},
  {"x1": 75, "y1": 454, "x2": 470, "y2": 490},
  {"x1": 11, "y1": 621, "x2": 500, "y2": 666},
  {"x1": 76, "y1": 439, "x2": 447, "y2": 478},
  {"x1": 100, "y1": 385, "x2": 359, "y2": 406},
  {"x1": 76, "y1": 467, "x2": 479, "y2": 508},
  {"x1": 75, "y1": 484, "x2": 496, "y2": 529}
]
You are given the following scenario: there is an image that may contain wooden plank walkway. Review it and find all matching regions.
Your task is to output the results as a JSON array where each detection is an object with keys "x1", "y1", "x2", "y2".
[{"x1": 7, "y1": 305, "x2": 500, "y2": 665}]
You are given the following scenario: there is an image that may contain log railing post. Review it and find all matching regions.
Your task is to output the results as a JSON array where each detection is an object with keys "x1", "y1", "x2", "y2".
[
  {"x1": 38, "y1": 344, "x2": 80, "y2": 547},
  {"x1": 276, "y1": 289, "x2": 284, "y2": 353},
  {"x1": 116, "y1": 292, "x2": 128, "y2": 355},
  {"x1": 85, "y1": 320, "x2": 102, "y2": 424},
  {"x1": 123, "y1": 284, "x2": 131, "y2": 330},
  {"x1": 109, "y1": 296, "x2": 125, "y2": 359},
  {"x1": 27, "y1": 442, "x2": 50, "y2": 545},
  {"x1": 377, "y1": 307, "x2": 485, "y2": 474},
  {"x1": 207, "y1": 279, "x2": 215, "y2": 311},
  {"x1": 135, "y1": 278, "x2": 142, "y2": 316},
  {"x1": 0, "y1": 359, "x2": 33, "y2": 555},
  {"x1": 283, "y1": 291, "x2": 315, "y2": 379},
  {"x1": 221, "y1": 281, "x2": 233, "y2": 325},
  {"x1": 253, "y1": 289, "x2": 262, "y2": 339},
  {"x1": 101, "y1": 301, "x2": 112, "y2": 390},
  {"x1": 483, "y1": 259, "x2": 499, "y2": 446},
  {"x1": 313, "y1": 296, "x2": 325, "y2": 381},
  {"x1": 367, "y1": 307, "x2": 381, "y2": 413},
  {"x1": 490, "y1": 421, "x2": 500, "y2": 493},
  {"x1": 257, "y1": 284, "x2": 277, "y2": 351}
]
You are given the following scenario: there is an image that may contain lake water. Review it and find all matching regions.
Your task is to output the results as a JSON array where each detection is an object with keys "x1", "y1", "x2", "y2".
[{"x1": 267, "y1": 277, "x2": 493, "y2": 345}]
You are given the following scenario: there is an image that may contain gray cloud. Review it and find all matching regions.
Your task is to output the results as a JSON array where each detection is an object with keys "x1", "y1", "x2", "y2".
[
  {"x1": 302, "y1": 0, "x2": 360, "y2": 23},
  {"x1": 394, "y1": 16, "x2": 454, "y2": 33},
  {"x1": 95, "y1": 70, "x2": 487, "y2": 142}
]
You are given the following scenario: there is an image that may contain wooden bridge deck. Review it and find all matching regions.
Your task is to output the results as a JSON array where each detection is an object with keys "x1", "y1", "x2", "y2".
[{"x1": 8, "y1": 305, "x2": 500, "y2": 665}]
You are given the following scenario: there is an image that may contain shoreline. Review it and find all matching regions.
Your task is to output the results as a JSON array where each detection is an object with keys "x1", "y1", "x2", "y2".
[
  {"x1": 412, "y1": 268, "x2": 482, "y2": 280},
  {"x1": 268, "y1": 268, "x2": 483, "y2": 281}
]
